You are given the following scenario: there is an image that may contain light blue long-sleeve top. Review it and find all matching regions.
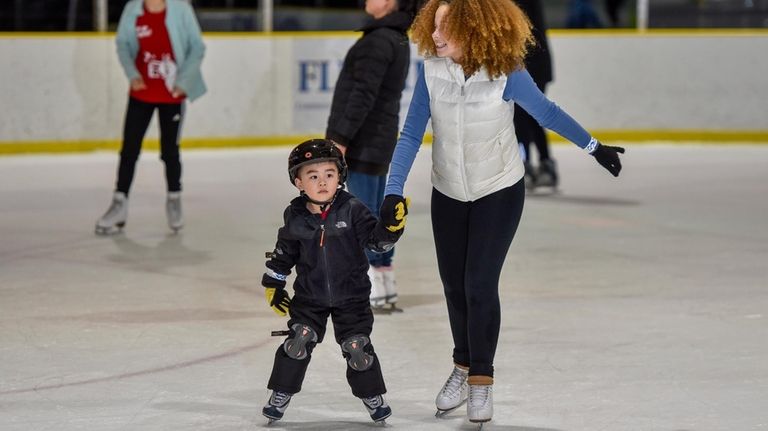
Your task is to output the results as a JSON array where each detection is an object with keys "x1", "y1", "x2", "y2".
[
  {"x1": 116, "y1": 0, "x2": 207, "y2": 101},
  {"x1": 384, "y1": 64, "x2": 594, "y2": 196}
]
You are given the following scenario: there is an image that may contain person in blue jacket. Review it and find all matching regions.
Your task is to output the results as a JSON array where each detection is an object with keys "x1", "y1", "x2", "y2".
[
  {"x1": 377, "y1": 0, "x2": 624, "y2": 424},
  {"x1": 95, "y1": 0, "x2": 205, "y2": 235}
]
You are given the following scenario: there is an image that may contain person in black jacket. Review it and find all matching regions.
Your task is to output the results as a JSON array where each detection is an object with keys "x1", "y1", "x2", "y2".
[
  {"x1": 260, "y1": 139, "x2": 408, "y2": 425},
  {"x1": 514, "y1": 0, "x2": 559, "y2": 190},
  {"x1": 326, "y1": 0, "x2": 417, "y2": 311}
]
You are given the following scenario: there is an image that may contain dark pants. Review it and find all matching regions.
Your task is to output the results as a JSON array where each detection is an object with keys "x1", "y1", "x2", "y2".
[
  {"x1": 267, "y1": 296, "x2": 386, "y2": 398},
  {"x1": 116, "y1": 97, "x2": 184, "y2": 195},
  {"x1": 514, "y1": 81, "x2": 551, "y2": 163},
  {"x1": 431, "y1": 181, "x2": 525, "y2": 377},
  {"x1": 566, "y1": 0, "x2": 603, "y2": 28},
  {"x1": 346, "y1": 171, "x2": 394, "y2": 267}
]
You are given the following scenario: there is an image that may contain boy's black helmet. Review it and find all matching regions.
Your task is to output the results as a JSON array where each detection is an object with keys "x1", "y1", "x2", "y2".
[{"x1": 288, "y1": 139, "x2": 347, "y2": 185}]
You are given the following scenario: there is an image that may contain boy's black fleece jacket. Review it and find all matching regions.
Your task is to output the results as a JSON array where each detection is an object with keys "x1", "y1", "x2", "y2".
[{"x1": 262, "y1": 190, "x2": 396, "y2": 306}]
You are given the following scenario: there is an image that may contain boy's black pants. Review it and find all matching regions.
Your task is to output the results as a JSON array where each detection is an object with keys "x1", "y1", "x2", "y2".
[
  {"x1": 116, "y1": 97, "x2": 184, "y2": 195},
  {"x1": 268, "y1": 296, "x2": 386, "y2": 398}
]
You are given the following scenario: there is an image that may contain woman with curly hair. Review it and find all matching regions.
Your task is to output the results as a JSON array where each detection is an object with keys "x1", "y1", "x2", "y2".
[{"x1": 378, "y1": 0, "x2": 625, "y2": 423}]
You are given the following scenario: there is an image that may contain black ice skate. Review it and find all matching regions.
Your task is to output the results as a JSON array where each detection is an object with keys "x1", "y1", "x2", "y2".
[
  {"x1": 361, "y1": 394, "x2": 392, "y2": 424},
  {"x1": 262, "y1": 390, "x2": 292, "y2": 424},
  {"x1": 533, "y1": 158, "x2": 559, "y2": 190}
]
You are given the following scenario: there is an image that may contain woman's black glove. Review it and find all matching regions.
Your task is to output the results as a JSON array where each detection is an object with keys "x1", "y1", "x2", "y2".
[
  {"x1": 592, "y1": 142, "x2": 625, "y2": 177},
  {"x1": 379, "y1": 195, "x2": 409, "y2": 233}
]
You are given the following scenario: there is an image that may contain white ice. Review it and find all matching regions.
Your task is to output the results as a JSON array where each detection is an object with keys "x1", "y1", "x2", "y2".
[{"x1": 1, "y1": 144, "x2": 767, "y2": 430}]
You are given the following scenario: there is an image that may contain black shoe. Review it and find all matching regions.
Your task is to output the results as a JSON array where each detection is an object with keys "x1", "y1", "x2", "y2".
[{"x1": 361, "y1": 394, "x2": 392, "y2": 422}]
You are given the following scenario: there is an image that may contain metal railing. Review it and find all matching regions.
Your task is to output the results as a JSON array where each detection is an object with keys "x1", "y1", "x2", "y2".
[{"x1": 4, "y1": 0, "x2": 768, "y2": 32}]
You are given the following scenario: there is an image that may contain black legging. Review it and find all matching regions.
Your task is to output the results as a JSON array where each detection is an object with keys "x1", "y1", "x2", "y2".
[
  {"x1": 116, "y1": 97, "x2": 184, "y2": 195},
  {"x1": 514, "y1": 81, "x2": 551, "y2": 162},
  {"x1": 431, "y1": 180, "x2": 525, "y2": 377}
]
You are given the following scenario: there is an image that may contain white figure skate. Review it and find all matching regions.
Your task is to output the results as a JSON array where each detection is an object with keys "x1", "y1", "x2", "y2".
[
  {"x1": 467, "y1": 384, "x2": 493, "y2": 426},
  {"x1": 95, "y1": 192, "x2": 128, "y2": 235},
  {"x1": 435, "y1": 365, "x2": 469, "y2": 417},
  {"x1": 166, "y1": 191, "x2": 184, "y2": 233}
]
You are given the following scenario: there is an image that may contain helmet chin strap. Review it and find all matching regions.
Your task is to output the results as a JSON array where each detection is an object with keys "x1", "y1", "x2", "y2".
[{"x1": 302, "y1": 188, "x2": 340, "y2": 212}]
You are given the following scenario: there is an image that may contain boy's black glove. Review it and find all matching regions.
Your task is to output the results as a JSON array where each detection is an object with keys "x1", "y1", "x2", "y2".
[
  {"x1": 369, "y1": 221, "x2": 400, "y2": 253},
  {"x1": 379, "y1": 195, "x2": 409, "y2": 233},
  {"x1": 261, "y1": 273, "x2": 291, "y2": 317},
  {"x1": 592, "y1": 142, "x2": 625, "y2": 177}
]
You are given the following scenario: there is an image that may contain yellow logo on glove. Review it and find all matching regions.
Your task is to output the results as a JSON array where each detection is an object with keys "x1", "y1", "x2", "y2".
[{"x1": 386, "y1": 197, "x2": 410, "y2": 232}]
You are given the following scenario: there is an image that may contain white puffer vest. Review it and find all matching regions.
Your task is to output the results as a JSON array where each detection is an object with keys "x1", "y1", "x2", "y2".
[{"x1": 425, "y1": 58, "x2": 524, "y2": 202}]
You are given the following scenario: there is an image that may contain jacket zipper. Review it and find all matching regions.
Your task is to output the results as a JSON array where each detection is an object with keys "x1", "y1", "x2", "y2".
[{"x1": 319, "y1": 223, "x2": 333, "y2": 306}]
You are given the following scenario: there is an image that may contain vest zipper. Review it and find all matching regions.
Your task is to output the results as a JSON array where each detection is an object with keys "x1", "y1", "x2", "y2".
[{"x1": 458, "y1": 81, "x2": 469, "y2": 200}]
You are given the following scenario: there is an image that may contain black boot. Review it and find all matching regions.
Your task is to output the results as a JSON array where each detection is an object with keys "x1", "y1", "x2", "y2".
[{"x1": 535, "y1": 159, "x2": 558, "y2": 188}]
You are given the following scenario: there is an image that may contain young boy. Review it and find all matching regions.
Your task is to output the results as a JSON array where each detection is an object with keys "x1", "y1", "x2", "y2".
[{"x1": 260, "y1": 139, "x2": 407, "y2": 424}]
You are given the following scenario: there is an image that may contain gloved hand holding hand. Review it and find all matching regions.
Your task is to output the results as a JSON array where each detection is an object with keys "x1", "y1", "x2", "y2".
[
  {"x1": 265, "y1": 287, "x2": 291, "y2": 316},
  {"x1": 592, "y1": 142, "x2": 625, "y2": 177},
  {"x1": 262, "y1": 272, "x2": 291, "y2": 316},
  {"x1": 379, "y1": 195, "x2": 410, "y2": 233}
]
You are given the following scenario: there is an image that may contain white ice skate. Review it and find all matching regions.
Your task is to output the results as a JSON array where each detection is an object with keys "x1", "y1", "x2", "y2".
[
  {"x1": 467, "y1": 384, "x2": 493, "y2": 425},
  {"x1": 262, "y1": 390, "x2": 292, "y2": 424},
  {"x1": 381, "y1": 269, "x2": 403, "y2": 313},
  {"x1": 435, "y1": 365, "x2": 468, "y2": 417},
  {"x1": 166, "y1": 191, "x2": 184, "y2": 233},
  {"x1": 95, "y1": 192, "x2": 128, "y2": 235},
  {"x1": 368, "y1": 266, "x2": 386, "y2": 309}
]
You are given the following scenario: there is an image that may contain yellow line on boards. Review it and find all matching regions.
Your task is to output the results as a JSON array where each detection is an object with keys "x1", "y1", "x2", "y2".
[{"x1": 1, "y1": 131, "x2": 768, "y2": 155}]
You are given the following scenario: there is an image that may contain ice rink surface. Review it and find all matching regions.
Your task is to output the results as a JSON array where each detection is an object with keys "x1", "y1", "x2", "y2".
[{"x1": 1, "y1": 144, "x2": 767, "y2": 431}]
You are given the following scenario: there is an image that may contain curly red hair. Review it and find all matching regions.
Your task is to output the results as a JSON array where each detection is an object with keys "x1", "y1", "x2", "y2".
[{"x1": 410, "y1": 0, "x2": 535, "y2": 78}]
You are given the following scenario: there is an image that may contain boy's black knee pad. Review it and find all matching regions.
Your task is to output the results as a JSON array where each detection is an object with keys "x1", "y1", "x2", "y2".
[
  {"x1": 283, "y1": 323, "x2": 318, "y2": 360},
  {"x1": 341, "y1": 335, "x2": 374, "y2": 371}
]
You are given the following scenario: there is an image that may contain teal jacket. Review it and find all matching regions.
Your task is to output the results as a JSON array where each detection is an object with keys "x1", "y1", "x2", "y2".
[{"x1": 116, "y1": 0, "x2": 207, "y2": 101}]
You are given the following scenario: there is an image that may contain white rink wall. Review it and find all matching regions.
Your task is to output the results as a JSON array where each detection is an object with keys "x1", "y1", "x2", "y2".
[{"x1": 0, "y1": 31, "x2": 767, "y2": 146}]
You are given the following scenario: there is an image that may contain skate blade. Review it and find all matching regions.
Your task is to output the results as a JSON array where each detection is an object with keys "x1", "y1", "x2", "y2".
[
  {"x1": 469, "y1": 417, "x2": 492, "y2": 423},
  {"x1": 263, "y1": 413, "x2": 282, "y2": 424},
  {"x1": 435, "y1": 399, "x2": 467, "y2": 418},
  {"x1": 372, "y1": 304, "x2": 403, "y2": 315},
  {"x1": 527, "y1": 187, "x2": 560, "y2": 197},
  {"x1": 94, "y1": 224, "x2": 124, "y2": 236},
  {"x1": 372, "y1": 411, "x2": 392, "y2": 425}
]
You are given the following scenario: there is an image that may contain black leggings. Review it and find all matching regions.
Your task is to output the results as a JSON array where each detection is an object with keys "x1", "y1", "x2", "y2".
[
  {"x1": 514, "y1": 82, "x2": 550, "y2": 162},
  {"x1": 431, "y1": 181, "x2": 525, "y2": 377},
  {"x1": 116, "y1": 97, "x2": 184, "y2": 195}
]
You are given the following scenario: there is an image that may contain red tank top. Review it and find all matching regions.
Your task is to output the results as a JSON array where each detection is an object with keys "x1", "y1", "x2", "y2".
[{"x1": 131, "y1": 7, "x2": 183, "y2": 103}]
